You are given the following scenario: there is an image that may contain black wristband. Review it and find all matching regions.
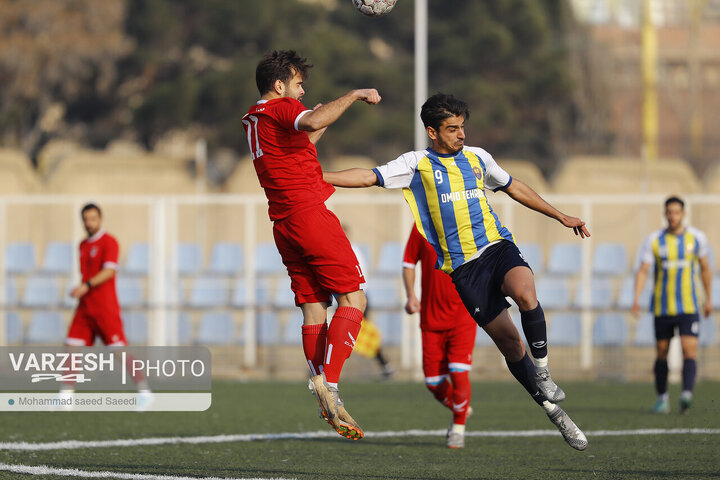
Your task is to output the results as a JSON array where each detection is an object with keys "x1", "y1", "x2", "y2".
[{"x1": 85, "y1": 281, "x2": 92, "y2": 289}]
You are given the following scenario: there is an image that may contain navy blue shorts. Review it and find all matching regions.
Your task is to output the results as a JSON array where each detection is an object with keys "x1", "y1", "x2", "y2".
[
  {"x1": 654, "y1": 313, "x2": 700, "y2": 340},
  {"x1": 450, "y1": 240, "x2": 531, "y2": 327}
]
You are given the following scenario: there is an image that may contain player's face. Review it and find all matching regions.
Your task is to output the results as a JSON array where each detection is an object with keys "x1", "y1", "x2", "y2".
[
  {"x1": 665, "y1": 202, "x2": 684, "y2": 230},
  {"x1": 82, "y1": 209, "x2": 102, "y2": 236},
  {"x1": 428, "y1": 115, "x2": 465, "y2": 154},
  {"x1": 282, "y1": 70, "x2": 305, "y2": 101}
]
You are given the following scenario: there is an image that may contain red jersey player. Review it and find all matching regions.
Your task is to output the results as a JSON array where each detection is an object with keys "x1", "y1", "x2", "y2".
[
  {"x1": 68, "y1": 203, "x2": 126, "y2": 347},
  {"x1": 403, "y1": 225, "x2": 477, "y2": 449},
  {"x1": 242, "y1": 50, "x2": 381, "y2": 440}
]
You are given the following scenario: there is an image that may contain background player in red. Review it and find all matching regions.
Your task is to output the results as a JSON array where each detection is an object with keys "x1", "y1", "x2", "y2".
[
  {"x1": 68, "y1": 203, "x2": 128, "y2": 347},
  {"x1": 403, "y1": 224, "x2": 477, "y2": 449},
  {"x1": 242, "y1": 50, "x2": 380, "y2": 440},
  {"x1": 64, "y1": 203, "x2": 150, "y2": 405}
]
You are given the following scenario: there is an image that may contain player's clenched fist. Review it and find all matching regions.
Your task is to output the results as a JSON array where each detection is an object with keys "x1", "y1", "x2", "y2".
[{"x1": 355, "y1": 89, "x2": 381, "y2": 104}]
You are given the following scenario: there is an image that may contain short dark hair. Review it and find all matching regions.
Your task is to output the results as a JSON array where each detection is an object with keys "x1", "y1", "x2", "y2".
[
  {"x1": 255, "y1": 50, "x2": 312, "y2": 96},
  {"x1": 665, "y1": 196, "x2": 684, "y2": 210},
  {"x1": 420, "y1": 93, "x2": 470, "y2": 131},
  {"x1": 81, "y1": 203, "x2": 102, "y2": 217}
]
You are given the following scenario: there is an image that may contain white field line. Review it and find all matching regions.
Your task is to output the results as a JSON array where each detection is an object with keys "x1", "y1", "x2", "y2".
[
  {"x1": 0, "y1": 428, "x2": 718, "y2": 451},
  {"x1": 0, "y1": 462, "x2": 296, "y2": 480}
]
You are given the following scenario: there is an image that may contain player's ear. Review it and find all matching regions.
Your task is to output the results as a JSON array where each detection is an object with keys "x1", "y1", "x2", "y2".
[
  {"x1": 426, "y1": 126, "x2": 437, "y2": 141},
  {"x1": 273, "y1": 79, "x2": 285, "y2": 96}
]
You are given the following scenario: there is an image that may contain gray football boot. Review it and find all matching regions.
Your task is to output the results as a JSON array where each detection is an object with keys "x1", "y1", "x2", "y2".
[
  {"x1": 547, "y1": 406, "x2": 588, "y2": 451},
  {"x1": 446, "y1": 430, "x2": 465, "y2": 449},
  {"x1": 536, "y1": 366, "x2": 566, "y2": 402}
]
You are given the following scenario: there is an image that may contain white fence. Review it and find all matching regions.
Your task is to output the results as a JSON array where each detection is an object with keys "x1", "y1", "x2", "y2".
[{"x1": 0, "y1": 193, "x2": 718, "y2": 380}]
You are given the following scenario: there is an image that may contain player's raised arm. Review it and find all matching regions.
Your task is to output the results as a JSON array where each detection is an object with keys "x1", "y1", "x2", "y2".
[
  {"x1": 502, "y1": 178, "x2": 590, "y2": 238},
  {"x1": 298, "y1": 89, "x2": 381, "y2": 132},
  {"x1": 323, "y1": 168, "x2": 379, "y2": 188}
]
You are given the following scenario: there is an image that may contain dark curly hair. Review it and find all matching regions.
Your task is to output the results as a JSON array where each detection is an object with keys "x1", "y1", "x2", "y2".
[{"x1": 255, "y1": 50, "x2": 313, "y2": 95}]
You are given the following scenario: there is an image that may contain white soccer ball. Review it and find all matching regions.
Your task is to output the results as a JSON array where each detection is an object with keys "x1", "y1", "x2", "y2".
[{"x1": 351, "y1": 0, "x2": 398, "y2": 17}]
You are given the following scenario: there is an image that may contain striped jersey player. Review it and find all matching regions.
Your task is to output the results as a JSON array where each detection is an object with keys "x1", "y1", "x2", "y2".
[
  {"x1": 324, "y1": 93, "x2": 591, "y2": 451},
  {"x1": 632, "y1": 196, "x2": 713, "y2": 414}
]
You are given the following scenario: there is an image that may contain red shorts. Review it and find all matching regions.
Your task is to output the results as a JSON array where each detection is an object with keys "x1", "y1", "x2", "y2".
[
  {"x1": 67, "y1": 303, "x2": 127, "y2": 346},
  {"x1": 273, "y1": 205, "x2": 365, "y2": 305},
  {"x1": 422, "y1": 321, "x2": 477, "y2": 384}
]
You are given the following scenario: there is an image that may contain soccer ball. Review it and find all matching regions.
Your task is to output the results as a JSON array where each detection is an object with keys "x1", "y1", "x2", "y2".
[{"x1": 351, "y1": 0, "x2": 397, "y2": 17}]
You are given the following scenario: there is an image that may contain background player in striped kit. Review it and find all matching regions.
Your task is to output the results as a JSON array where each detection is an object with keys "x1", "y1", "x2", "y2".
[
  {"x1": 631, "y1": 196, "x2": 713, "y2": 414},
  {"x1": 323, "y1": 93, "x2": 590, "y2": 451},
  {"x1": 403, "y1": 224, "x2": 477, "y2": 448}
]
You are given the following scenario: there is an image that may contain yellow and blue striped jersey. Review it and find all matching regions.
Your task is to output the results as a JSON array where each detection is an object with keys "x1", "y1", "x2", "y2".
[
  {"x1": 639, "y1": 226, "x2": 709, "y2": 316},
  {"x1": 374, "y1": 146, "x2": 514, "y2": 274}
]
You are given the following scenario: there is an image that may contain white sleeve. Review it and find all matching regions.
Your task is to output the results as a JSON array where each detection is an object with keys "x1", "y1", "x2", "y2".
[
  {"x1": 373, "y1": 152, "x2": 420, "y2": 189},
  {"x1": 467, "y1": 147, "x2": 511, "y2": 191},
  {"x1": 692, "y1": 228, "x2": 709, "y2": 259},
  {"x1": 293, "y1": 110, "x2": 313, "y2": 131},
  {"x1": 638, "y1": 234, "x2": 655, "y2": 266}
]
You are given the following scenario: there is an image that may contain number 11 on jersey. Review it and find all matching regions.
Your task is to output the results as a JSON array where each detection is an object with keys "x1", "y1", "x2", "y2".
[{"x1": 242, "y1": 115, "x2": 263, "y2": 160}]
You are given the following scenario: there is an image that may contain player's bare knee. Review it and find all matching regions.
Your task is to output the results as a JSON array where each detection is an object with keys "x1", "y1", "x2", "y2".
[{"x1": 514, "y1": 289, "x2": 538, "y2": 311}]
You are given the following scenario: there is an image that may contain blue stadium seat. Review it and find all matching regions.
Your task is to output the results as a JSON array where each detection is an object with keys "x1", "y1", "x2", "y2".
[
  {"x1": 592, "y1": 243, "x2": 628, "y2": 276},
  {"x1": 535, "y1": 276, "x2": 571, "y2": 309},
  {"x1": 41, "y1": 242, "x2": 73, "y2": 275},
  {"x1": 231, "y1": 278, "x2": 272, "y2": 308},
  {"x1": 367, "y1": 277, "x2": 402, "y2": 309},
  {"x1": 371, "y1": 311, "x2": 402, "y2": 346},
  {"x1": 548, "y1": 312, "x2": 581, "y2": 346},
  {"x1": 123, "y1": 311, "x2": 148, "y2": 344},
  {"x1": 5, "y1": 242, "x2": 36, "y2": 274},
  {"x1": 177, "y1": 243, "x2": 203, "y2": 275},
  {"x1": 632, "y1": 313, "x2": 655, "y2": 346},
  {"x1": 255, "y1": 243, "x2": 285, "y2": 275},
  {"x1": 196, "y1": 312, "x2": 235, "y2": 345},
  {"x1": 273, "y1": 282, "x2": 296, "y2": 309},
  {"x1": 573, "y1": 277, "x2": 614, "y2": 309},
  {"x1": 187, "y1": 276, "x2": 229, "y2": 308},
  {"x1": 124, "y1": 243, "x2": 149, "y2": 276},
  {"x1": 26, "y1": 311, "x2": 65, "y2": 344},
  {"x1": 282, "y1": 310, "x2": 304, "y2": 345},
  {"x1": 517, "y1": 243, "x2": 543, "y2": 274},
  {"x1": 21, "y1": 276, "x2": 61, "y2": 307},
  {"x1": 164, "y1": 313, "x2": 193, "y2": 345},
  {"x1": 6, "y1": 312, "x2": 22, "y2": 344},
  {"x1": 593, "y1": 313, "x2": 629, "y2": 346},
  {"x1": 257, "y1": 311, "x2": 280, "y2": 344},
  {"x1": 547, "y1": 243, "x2": 581, "y2": 276},
  {"x1": 209, "y1": 242, "x2": 244, "y2": 275},
  {"x1": 374, "y1": 241, "x2": 404, "y2": 276},
  {"x1": 699, "y1": 317, "x2": 717, "y2": 347},
  {"x1": 116, "y1": 277, "x2": 145, "y2": 308},
  {"x1": 5, "y1": 277, "x2": 19, "y2": 307},
  {"x1": 617, "y1": 275, "x2": 653, "y2": 310}
]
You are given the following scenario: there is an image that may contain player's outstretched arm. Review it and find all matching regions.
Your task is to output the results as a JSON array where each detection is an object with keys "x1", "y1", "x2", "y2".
[
  {"x1": 503, "y1": 178, "x2": 590, "y2": 238},
  {"x1": 298, "y1": 89, "x2": 381, "y2": 132},
  {"x1": 323, "y1": 168, "x2": 379, "y2": 188}
]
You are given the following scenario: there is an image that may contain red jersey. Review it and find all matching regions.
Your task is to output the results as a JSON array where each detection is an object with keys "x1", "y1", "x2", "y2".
[
  {"x1": 403, "y1": 225, "x2": 475, "y2": 331},
  {"x1": 78, "y1": 231, "x2": 120, "y2": 313},
  {"x1": 242, "y1": 97, "x2": 335, "y2": 221}
]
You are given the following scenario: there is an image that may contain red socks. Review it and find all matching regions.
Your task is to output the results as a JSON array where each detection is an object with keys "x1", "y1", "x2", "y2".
[
  {"x1": 449, "y1": 371, "x2": 471, "y2": 425},
  {"x1": 426, "y1": 378, "x2": 453, "y2": 409},
  {"x1": 301, "y1": 323, "x2": 327, "y2": 376},
  {"x1": 322, "y1": 306, "x2": 363, "y2": 384}
]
